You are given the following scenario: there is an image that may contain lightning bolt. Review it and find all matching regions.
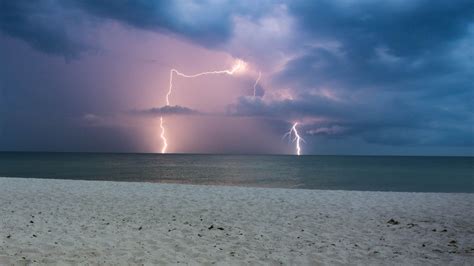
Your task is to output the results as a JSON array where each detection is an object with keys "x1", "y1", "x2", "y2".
[
  {"x1": 284, "y1": 122, "x2": 304, "y2": 156},
  {"x1": 160, "y1": 60, "x2": 245, "y2": 153},
  {"x1": 253, "y1": 71, "x2": 261, "y2": 97},
  {"x1": 159, "y1": 117, "x2": 167, "y2": 154}
]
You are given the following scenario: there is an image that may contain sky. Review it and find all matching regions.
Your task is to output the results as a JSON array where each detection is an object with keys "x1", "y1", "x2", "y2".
[{"x1": 0, "y1": 0, "x2": 473, "y2": 155}]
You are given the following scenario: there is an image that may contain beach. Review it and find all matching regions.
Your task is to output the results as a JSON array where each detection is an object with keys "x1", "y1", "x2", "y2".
[{"x1": 1, "y1": 177, "x2": 473, "y2": 265}]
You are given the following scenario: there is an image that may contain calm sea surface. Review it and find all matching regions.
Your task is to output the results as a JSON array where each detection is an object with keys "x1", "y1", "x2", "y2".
[{"x1": 0, "y1": 152, "x2": 472, "y2": 193}]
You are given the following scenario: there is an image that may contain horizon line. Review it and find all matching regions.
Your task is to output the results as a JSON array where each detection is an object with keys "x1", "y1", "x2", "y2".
[{"x1": 0, "y1": 150, "x2": 472, "y2": 158}]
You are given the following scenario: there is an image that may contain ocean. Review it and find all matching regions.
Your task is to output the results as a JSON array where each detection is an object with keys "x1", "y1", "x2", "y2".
[{"x1": 0, "y1": 152, "x2": 472, "y2": 193}]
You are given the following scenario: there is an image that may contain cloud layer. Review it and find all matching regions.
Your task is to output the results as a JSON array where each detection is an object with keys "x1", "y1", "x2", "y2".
[
  {"x1": 130, "y1": 105, "x2": 200, "y2": 117},
  {"x1": 1, "y1": 0, "x2": 473, "y2": 154}
]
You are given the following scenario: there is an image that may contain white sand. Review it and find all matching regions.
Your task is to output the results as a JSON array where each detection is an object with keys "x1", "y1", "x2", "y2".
[{"x1": 0, "y1": 177, "x2": 473, "y2": 265}]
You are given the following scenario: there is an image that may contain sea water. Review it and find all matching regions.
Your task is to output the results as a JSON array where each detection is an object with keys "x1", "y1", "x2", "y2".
[{"x1": 0, "y1": 152, "x2": 472, "y2": 193}]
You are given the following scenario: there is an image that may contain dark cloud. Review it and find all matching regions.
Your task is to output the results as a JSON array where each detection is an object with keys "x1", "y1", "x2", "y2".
[
  {"x1": 288, "y1": 0, "x2": 474, "y2": 57},
  {"x1": 68, "y1": 0, "x2": 231, "y2": 47},
  {"x1": 277, "y1": 0, "x2": 474, "y2": 92},
  {"x1": 130, "y1": 105, "x2": 200, "y2": 117},
  {"x1": 0, "y1": 0, "x2": 270, "y2": 58},
  {"x1": 0, "y1": 0, "x2": 90, "y2": 59},
  {"x1": 276, "y1": 46, "x2": 473, "y2": 96},
  {"x1": 256, "y1": 0, "x2": 474, "y2": 151},
  {"x1": 230, "y1": 89, "x2": 473, "y2": 148}
]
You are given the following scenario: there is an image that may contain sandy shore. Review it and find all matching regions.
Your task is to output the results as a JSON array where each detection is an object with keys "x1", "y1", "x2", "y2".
[{"x1": 0, "y1": 177, "x2": 473, "y2": 265}]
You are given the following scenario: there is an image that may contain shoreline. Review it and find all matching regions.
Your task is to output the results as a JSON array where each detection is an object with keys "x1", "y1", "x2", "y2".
[
  {"x1": 1, "y1": 177, "x2": 473, "y2": 264},
  {"x1": 1, "y1": 176, "x2": 472, "y2": 194}
]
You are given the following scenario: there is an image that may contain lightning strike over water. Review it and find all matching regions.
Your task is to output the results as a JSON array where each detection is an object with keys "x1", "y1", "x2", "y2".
[
  {"x1": 160, "y1": 60, "x2": 246, "y2": 153},
  {"x1": 253, "y1": 71, "x2": 261, "y2": 97},
  {"x1": 159, "y1": 117, "x2": 167, "y2": 154},
  {"x1": 284, "y1": 122, "x2": 304, "y2": 156}
]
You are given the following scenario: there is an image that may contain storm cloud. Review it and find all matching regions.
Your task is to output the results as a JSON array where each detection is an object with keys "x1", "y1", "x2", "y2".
[
  {"x1": 0, "y1": 0, "x2": 90, "y2": 59},
  {"x1": 0, "y1": 0, "x2": 270, "y2": 58},
  {"x1": 0, "y1": 0, "x2": 472, "y2": 154}
]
